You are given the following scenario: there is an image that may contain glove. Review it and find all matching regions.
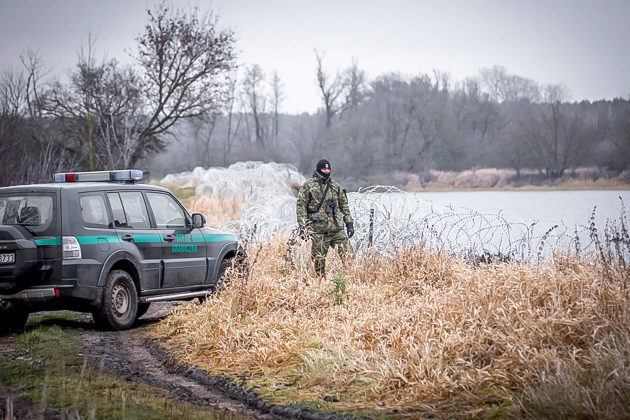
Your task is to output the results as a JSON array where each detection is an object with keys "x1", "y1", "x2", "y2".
[{"x1": 345, "y1": 222, "x2": 354, "y2": 238}]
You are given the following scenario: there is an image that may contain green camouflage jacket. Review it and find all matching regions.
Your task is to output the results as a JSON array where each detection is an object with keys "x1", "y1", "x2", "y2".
[{"x1": 296, "y1": 172, "x2": 353, "y2": 234}]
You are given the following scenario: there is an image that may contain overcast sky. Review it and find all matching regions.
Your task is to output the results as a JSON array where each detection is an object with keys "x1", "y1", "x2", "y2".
[{"x1": 1, "y1": 0, "x2": 629, "y2": 113}]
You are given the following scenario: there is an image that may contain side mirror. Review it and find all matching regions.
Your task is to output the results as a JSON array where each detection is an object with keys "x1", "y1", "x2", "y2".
[{"x1": 192, "y1": 213, "x2": 206, "y2": 228}]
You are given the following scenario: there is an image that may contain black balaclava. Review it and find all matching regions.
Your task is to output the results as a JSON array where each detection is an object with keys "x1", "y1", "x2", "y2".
[{"x1": 316, "y1": 159, "x2": 331, "y2": 180}]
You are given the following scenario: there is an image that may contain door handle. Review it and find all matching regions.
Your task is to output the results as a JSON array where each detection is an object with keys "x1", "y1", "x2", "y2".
[
  {"x1": 164, "y1": 234, "x2": 176, "y2": 241},
  {"x1": 121, "y1": 234, "x2": 134, "y2": 241}
]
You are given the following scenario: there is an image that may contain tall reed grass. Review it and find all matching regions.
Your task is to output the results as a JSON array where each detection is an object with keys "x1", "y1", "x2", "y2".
[
  {"x1": 152, "y1": 236, "x2": 630, "y2": 417},
  {"x1": 187, "y1": 195, "x2": 243, "y2": 229}
]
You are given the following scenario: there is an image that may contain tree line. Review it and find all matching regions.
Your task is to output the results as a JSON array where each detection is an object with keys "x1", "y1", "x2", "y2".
[
  {"x1": 0, "y1": 4, "x2": 235, "y2": 186},
  {"x1": 1, "y1": 5, "x2": 629, "y2": 186}
]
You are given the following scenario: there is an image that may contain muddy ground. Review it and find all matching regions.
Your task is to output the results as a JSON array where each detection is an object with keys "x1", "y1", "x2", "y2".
[{"x1": 0, "y1": 303, "x2": 349, "y2": 420}]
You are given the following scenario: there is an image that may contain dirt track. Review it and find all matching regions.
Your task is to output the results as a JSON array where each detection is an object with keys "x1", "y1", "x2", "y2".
[
  {"x1": 1, "y1": 304, "x2": 349, "y2": 420},
  {"x1": 79, "y1": 302, "x2": 271, "y2": 419}
]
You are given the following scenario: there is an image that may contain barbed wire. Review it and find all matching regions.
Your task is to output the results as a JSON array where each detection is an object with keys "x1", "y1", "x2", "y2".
[
  {"x1": 162, "y1": 164, "x2": 628, "y2": 264},
  {"x1": 228, "y1": 184, "x2": 628, "y2": 264},
  {"x1": 348, "y1": 186, "x2": 628, "y2": 264}
]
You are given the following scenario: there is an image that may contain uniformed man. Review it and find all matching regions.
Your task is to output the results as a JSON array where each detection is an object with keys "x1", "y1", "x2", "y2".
[{"x1": 296, "y1": 159, "x2": 354, "y2": 277}]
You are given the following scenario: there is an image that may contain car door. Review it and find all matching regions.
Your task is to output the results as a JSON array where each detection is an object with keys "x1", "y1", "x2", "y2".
[
  {"x1": 108, "y1": 191, "x2": 162, "y2": 291},
  {"x1": 75, "y1": 191, "x2": 121, "y2": 287},
  {"x1": 144, "y1": 191, "x2": 207, "y2": 289}
]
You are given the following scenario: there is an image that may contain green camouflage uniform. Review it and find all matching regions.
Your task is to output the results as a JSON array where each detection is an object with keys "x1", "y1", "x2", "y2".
[{"x1": 296, "y1": 172, "x2": 354, "y2": 276}]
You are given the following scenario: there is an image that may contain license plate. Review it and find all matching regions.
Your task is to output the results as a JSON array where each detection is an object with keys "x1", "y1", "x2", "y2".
[{"x1": 0, "y1": 253, "x2": 15, "y2": 264}]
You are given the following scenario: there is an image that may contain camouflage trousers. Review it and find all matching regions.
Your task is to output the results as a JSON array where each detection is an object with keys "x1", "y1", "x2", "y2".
[{"x1": 311, "y1": 229, "x2": 353, "y2": 277}]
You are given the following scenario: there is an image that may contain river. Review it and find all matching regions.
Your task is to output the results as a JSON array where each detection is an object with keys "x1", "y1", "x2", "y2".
[
  {"x1": 348, "y1": 189, "x2": 630, "y2": 259},
  {"x1": 414, "y1": 190, "x2": 629, "y2": 228}
]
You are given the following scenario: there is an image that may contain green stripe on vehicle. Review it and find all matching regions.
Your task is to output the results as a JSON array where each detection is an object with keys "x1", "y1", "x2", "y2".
[
  {"x1": 33, "y1": 233, "x2": 233, "y2": 247},
  {"x1": 132, "y1": 233, "x2": 164, "y2": 243},
  {"x1": 76, "y1": 235, "x2": 123, "y2": 245},
  {"x1": 202, "y1": 234, "x2": 236, "y2": 242},
  {"x1": 34, "y1": 237, "x2": 61, "y2": 246},
  {"x1": 192, "y1": 234, "x2": 235, "y2": 242}
]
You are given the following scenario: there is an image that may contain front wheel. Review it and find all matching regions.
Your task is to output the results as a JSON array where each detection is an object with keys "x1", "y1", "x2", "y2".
[
  {"x1": 93, "y1": 270, "x2": 138, "y2": 330},
  {"x1": 213, "y1": 258, "x2": 232, "y2": 292},
  {"x1": 0, "y1": 300, "x2": 29, "y2": 335}
]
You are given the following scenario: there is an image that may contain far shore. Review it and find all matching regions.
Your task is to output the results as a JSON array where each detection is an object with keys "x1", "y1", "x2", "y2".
[
  {"x1": 157, "y1": 166, "x2": 630, "y2": 195},
  {"x1": 339, "y1": 167, "x2": 630, "y2": 193},
  {"x1": 404, "y1": 182, "x2": 630, "y2": 193}
]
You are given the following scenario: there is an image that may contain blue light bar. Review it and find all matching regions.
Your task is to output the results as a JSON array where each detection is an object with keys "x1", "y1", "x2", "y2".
[{"x1": 52, "y1": 170, "x2": 144, "y2": 183}]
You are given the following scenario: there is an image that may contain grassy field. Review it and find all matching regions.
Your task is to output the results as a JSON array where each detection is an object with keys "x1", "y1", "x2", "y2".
[
  {"x1": 150, "y1": 232, "x2": 629, "y2": 417},
  {"x1": 0, "y1": 314, "x2": 233, "y2": 419}
]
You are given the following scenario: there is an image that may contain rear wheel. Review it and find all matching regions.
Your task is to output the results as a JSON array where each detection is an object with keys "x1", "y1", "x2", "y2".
[
  {"x1": 0, "y1": 300, "x2": 29, "y2": 335},
  {"x1": 93, "y1": 270, "x2": 138, "y2": 330}
]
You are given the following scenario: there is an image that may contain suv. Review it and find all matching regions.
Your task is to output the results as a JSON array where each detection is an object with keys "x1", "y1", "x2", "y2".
[{"x1": 0, "y1": 170, "x2": 243, "y2": 332}]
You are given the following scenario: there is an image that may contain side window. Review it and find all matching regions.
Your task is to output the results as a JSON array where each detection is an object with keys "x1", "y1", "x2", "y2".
[
  {"x1": 79, "y1": 193, "x2": 110, "y2": 228},
  {"x1": 118, "y1": 192, "x2": 151, "y2": 229},
  {"x1": 107, "y1": 193, "x2": 128, "y2": 228},
  {"x1": 146, "y1": 193, "x2": 186, "y2": 229}
]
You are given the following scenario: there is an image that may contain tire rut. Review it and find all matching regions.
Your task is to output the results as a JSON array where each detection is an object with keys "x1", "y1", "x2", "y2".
[
  {"x1": 79, "y1": 304, "x2": 273, "y2": 419},
  {"x1": 79, "y1": 304, "x2": 350, "y2": 420},
  {"x1": 3, "y1": 304, "x2": 358, "y2": 419}
]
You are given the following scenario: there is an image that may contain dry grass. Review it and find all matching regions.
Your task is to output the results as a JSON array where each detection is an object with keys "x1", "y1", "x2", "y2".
[
  {"x1": 187, "y1": 195, "x2": 243, "y2": 228},
  {"x1": 151, "y1": 236, "x2": 630, "y2": 417},
  {"x1": 153, "y1": 183, "x2": 243, "y2": 228}
]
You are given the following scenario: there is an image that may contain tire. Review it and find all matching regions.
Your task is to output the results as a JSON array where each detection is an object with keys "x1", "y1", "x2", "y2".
[
  {"x1": 0, "y1": 300, "x2": 29, "y2": 335},
  {"x1": 214, "y1": 258, "x2": 232, "y2": 292},
  {"x1": 196, "y1": 293, "x2": 209, "y2": 304},
  {"x1": 93, "y1": 270, "x2": 138, "y2": 331},
  {"x1": 136, "y1": 302, "x2": 151, "y2": 319}
]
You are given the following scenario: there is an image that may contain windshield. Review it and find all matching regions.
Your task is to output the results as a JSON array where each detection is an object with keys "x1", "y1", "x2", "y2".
[{"x1": 0, "y1": 194, "x2": 57, "y2": 236}]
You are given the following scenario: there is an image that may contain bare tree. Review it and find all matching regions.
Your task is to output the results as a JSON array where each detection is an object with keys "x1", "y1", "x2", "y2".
[
  {"x1": 315, "y1": 50, "x2": 345, "y2": 128},
  {"x1": 407, "y1": 74, "x2": 451, "y2": 172},
  {"x1": 0, "y1": 67, "x2": 26, "y2": 117},
  {"x1": 242, "y1": 64, "x2": 267, "y2": 147},
  {"x1": 607, "y1": 98, "x2": 630, "y2": 171},
  {"x1": 189, "y1": 112, "x2": 219, "y2": 166},
  {"x1": 44, "y1": 4, "x2": 236, "y2": 170},
  {"x1": 480, "y1": 66, "x2": 540, "y2": 103},
  {"x1": 20, "y1": 49, "x2": 48, "y2": 118},
  {"x1": 134, "y1": 2, "x2": 236, "y2": 165},
  {"x1": 47, "y1": 52, "x2": 147, "y2": 170},
  {"x1": 0, "y1": 52, "x2": 72, "y2": 185},
  {"x1": 223, "y1": 73, "x2": 242, "y2": 165},
  {"x1": 520, "y1": 85, "x2": 592, "y2": 178},
  {"x1": 370, "y1": 74, "x2": 414, "y2": 170},
  {"x1": 342, "y1": 58, "x2": 366, "y2": 112},
  {"x1": 270, "y1": 71, "x2": 283, "y2": 145}
]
